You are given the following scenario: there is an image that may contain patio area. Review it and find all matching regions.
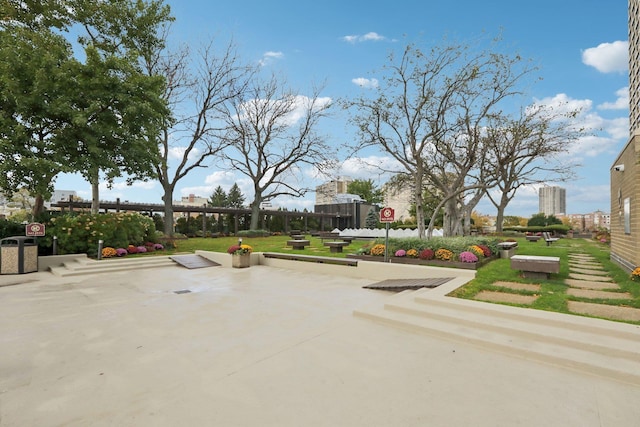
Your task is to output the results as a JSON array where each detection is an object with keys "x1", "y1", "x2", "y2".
[{"x1": 1, "y1": 263, "x2": 640, "y2": 426}]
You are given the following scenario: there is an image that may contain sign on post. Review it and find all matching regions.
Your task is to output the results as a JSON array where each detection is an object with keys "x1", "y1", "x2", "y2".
[
  {"x1": 379, "y1": 207, "x2": 395, "y2": 223},
  {"x1": 25, "y1": 223, "x2": 46, "y2": 237}
]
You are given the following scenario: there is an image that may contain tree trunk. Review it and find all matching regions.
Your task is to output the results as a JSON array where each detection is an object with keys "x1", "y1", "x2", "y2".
[
  {"x1": 32, "y1": 194, "x2": 45, "y2": 220},
  {"x1": 494, "y1": 193, "x2": 510, "y2": 233},
  {"x1": 89, "y1": 168, "x2": 100, "y2": 214},
  {"x1": 249, "y1": 200, "x2": 260, "y2": 230},
  {"x1": 414, "y1": 171, "x2": 425, "y2": 239},
  {"x1": 162, "y1": 183, "x2": 175, "y2": 236}
]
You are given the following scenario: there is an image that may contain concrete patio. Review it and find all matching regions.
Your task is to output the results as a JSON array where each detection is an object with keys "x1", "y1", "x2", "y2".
[{"x1": 1, "y1": 258, "x2": 640, "y2": 426}]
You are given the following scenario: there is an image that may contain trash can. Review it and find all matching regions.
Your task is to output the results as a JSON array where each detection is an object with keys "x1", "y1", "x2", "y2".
[{"x1": 0, "y1": 236, "x2": 38, "y2": 274}]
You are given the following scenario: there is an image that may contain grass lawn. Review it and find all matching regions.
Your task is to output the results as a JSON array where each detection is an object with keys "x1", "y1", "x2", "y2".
[
  {"x1": 167, "y1": 235, "x2": 371, "y2": 258},
  {"x1": 450, "y1": 237, "x2": 640, "y2": 320}
]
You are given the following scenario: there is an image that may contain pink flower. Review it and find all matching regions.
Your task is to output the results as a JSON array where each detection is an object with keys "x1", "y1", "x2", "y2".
[{"x1": 395, "y1": 249, "x2": 406, "y2": 257}]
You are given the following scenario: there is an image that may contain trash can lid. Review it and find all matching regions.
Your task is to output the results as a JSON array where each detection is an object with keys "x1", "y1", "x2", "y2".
[{"x1": 0, "y1": 236, "x2": 37, "y2": 245}]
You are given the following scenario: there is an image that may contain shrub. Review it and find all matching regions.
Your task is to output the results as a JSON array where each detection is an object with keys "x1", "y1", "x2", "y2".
[
  {"x1": 469, "y1": 245, "x2": 484, "y2": 258},
  {"x1": 116, "y1": 248, "x2": 128, "y2": 257},
  {"x1": 101, "y1": 247, "x2": 117, "y2": 258},
  {"x1": 477, "y1": 244, "x2": 492, "y2": 257},
  {"x1": 459, "y1": 251, "x2": 479, "y2": 263},
  {"x1": 369, "y1": 244, "x2": 385, "y2": 256},
  {"x1": 43, "y1": 212, "x2": 156, "y2": 256},
  {"x1": 435, "y1": 248, "x2": 454, "y2": 261},
  {"x1": 419, "y1": 248, "x2": 435, "y2": 260}
]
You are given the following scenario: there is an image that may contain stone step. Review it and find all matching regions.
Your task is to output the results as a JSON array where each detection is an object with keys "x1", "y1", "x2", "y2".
[
  {"x1": 354, "y1": 289, "x2": 640, "y2": 385},
  {"x1": 50, "y1": 255, "x2": 178, "y2": 277}
]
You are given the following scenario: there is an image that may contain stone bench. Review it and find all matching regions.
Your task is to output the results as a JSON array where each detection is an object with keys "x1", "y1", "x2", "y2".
[
  {"x1": 497, "y1": 241, "x2": 518, "y2": 259},
  {"x1": 542, "y1": 232, "x2": 560, "y2": 246},
  {"x1": 510, "y1": 255, "x2": 560, "y2": 279},
  {"x1": 525, "y1": 235, "x2": 541, "y2": 242},
  {"x1": 323, "y1": 241, "x2": 350, "y2": 253},
  {"x1": 263, "y1": 252, "x2": 358, "y2": 266},
  {"x1": 287, "y1": 239, "x2": 310, "y2": 250}
]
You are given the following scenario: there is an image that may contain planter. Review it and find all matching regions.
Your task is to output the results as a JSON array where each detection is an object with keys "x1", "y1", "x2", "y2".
[
  {"x1": 346, "y1": 254, "x2": 494, "y2": 270},
  {"x1": 231, "y1": 253, "x2": 251, "y2": 268}
]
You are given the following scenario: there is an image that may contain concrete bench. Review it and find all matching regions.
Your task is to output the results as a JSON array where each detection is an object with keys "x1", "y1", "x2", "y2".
[
  {"x1": 525, "y1": 235, "x2": 541, "y2": 242},
  {"x1": 263, "y1": 252, "x2": 358, "y2": 266},
  {"x1": 510, "y1": 255, "x2": 560, "y2": 279},
  {"x1": 497, "y1": 241, "x2": 518, "y2": 259},
  {"x1": 318, "y1": 232, "x2": 340, "y2": 242},
  {"x1": 542, "y1": 232, "x2": 560, "y2": 246},
  {"x1": 324, "y1": 241, "x2": 350, "y2": 253},
  {"x1": 287, "y1": 239, "x2": 310, "y2": 250},
  {"x1": 290, "y1": 234, "x2": 305, "y2": 240}
]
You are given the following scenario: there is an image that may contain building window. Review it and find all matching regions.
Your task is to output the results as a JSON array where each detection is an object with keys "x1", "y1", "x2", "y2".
[{"x1": 624, "y1": 197, "x2": 631, "y2": 234}]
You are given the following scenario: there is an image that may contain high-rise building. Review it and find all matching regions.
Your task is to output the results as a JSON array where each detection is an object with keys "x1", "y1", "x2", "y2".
[
  {"x1": 538, "y1": 186, "x2": 566, "y2": 216},
  {"x1": 630, "y1": 0, "x2": 640, "y2": 135},
  {"x1": 315, "y1": 176, "x2": 353, "y2": 205}
]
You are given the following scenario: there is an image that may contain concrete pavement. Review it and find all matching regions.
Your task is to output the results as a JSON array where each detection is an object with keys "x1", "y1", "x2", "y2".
[{"x1": 1, "y1": 261, "x2": 640, "y2": 426}]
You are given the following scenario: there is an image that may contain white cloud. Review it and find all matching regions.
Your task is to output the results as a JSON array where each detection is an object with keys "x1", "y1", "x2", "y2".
[
  {"x1": 258, "y1": 51, "x2": 284, "y2": 66},
  {"x1": 342, "y1": 32, "x2": 386, "y2": 43},
  {"x1": 598, "y1": 87, "x2": 629, "y2": 110},
  {"x1": 334, "y1": 156, "x2": 403, "y2": 181},
  {"x1": 166, "y1": 146, "x2": 202, "y2": 161},
  {"x1": 351, "y1": 77, "x2": 379, "y2": 89},
  {"x1": 582, "y1": 40, "x2": 628, "y2": 73}
]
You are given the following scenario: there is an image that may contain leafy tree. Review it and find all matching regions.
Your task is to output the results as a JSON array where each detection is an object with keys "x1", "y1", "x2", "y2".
[
  {"x1": 220, "y1": 74, "x2": 334, "y2": 230},
  {"x1": 503, "y1": 215, "x2": 525, "y2": 227},
  {"x1": 527, "y1": 213, "x2": 562, "y2": 227},
  {"x1": 208, "y1": 186, "x2": 227, "y2": 207},
  {"x1": 365, "y1": 207, "x2": 379, "y2": 228},
  {"x1": 347, "y1": 179, "x2": 383, "y2": 204}
]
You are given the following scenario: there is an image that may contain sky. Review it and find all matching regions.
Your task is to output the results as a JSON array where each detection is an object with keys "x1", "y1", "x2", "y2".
[{"x1": 54, "y1": 0, "x2": 630, "y2": 218}]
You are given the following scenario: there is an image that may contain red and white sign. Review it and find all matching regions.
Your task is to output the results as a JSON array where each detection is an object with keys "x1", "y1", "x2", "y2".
[
  {"x1": 379, "y1": 207, "x2": 395, "y2": 223},
  {"x1": 26, "y1": 222, "x2": 45, "y2": 237}
]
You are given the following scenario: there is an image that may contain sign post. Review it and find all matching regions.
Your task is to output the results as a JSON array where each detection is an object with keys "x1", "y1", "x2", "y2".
[{"x1": 379, "y1": 207, "x2": 395, "y2": 262}]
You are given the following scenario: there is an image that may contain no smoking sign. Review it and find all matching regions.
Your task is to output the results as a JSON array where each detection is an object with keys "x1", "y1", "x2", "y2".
[{"x1": 379, "y1": 207, "x2": 395, "y2": 223}]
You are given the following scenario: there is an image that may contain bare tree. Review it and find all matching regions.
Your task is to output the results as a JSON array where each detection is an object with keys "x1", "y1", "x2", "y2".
[
  {"x1": 346, "y1": 37, "x2": 535, "y2": 237},
  {"x1": 484, "y1": 103, "x2": 582, "y2": 232},
  {"x1": 142, "y1": 34, "x2": 253, "y2": 235},
  {"x1": 220, "y1": 74, "x2": 334, "y2": 230}
]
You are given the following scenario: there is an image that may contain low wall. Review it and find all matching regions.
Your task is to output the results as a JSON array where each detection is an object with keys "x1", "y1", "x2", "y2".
[{"x1": 195, "y1": 250, "x2": 476, "y2": 284}]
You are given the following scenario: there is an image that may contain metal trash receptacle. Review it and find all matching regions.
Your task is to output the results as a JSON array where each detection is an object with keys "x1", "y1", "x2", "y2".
[{"x1": 0, "y1": 236, "x2": 38, "y2": 274}]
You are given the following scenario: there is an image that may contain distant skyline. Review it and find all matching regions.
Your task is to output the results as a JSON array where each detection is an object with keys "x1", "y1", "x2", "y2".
[{"x1": 53, "y1": 0, "x2": 630, "y2": 217}]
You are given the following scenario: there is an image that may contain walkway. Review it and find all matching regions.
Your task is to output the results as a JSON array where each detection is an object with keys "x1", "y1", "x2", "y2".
[{"x1": 1, "y1": 261, "x2": 640, "y2": 426}]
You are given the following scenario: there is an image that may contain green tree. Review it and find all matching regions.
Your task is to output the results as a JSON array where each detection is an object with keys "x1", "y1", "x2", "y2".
[
  {"x1": 208, "y1": 186, "x2": 228, "y2": 207},
  {"x1": 365, "y1": 207, "x2": 379, "y2": 228},
  {"x1": 527, "y1": 213, "x2": 562, "y2": 227},
  {"x1": 347, "y1": 179, "x2": 383, "y2": 204}
]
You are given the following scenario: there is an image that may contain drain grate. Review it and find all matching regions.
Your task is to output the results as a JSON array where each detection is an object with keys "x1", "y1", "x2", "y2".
[{"x1": 173, "y1": 289, "x2": 192, "y2": 294}]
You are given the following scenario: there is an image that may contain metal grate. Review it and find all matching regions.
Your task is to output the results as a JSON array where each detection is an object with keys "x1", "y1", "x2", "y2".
[{"x1": 173, "y1": 289, "x2": 192, "y2": 294}]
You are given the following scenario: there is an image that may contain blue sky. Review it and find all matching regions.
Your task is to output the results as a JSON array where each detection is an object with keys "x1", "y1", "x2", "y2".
[{"x1": 55, "y1": 0, "x2": 630, "y2": 217}]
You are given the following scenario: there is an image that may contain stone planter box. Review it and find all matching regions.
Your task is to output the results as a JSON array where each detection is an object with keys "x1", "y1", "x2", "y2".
[
  {"x1": 231, "y1": 253, "x2": 251, "y2": 268},
  {"x1": 346, "y1": 254, "x2": 494, "y2": 270}
]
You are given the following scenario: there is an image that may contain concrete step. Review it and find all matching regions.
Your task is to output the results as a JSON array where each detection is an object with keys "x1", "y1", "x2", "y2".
[
  {"x1": 354, "y1": 289, "x2": 640, "y2": 385},
  {"x1": 50, "y1": 255, "x2": 178, "y2": 277}
]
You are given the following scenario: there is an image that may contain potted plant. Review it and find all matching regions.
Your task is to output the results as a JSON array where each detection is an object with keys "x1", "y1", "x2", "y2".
[{"x1": 227, "y1": 242, "x2": 253, "y2": 268}]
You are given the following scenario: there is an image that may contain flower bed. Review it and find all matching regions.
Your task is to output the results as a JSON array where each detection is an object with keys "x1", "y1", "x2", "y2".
[
  {"x1": 349, "y1": 236, "x2": 502, "y2": 270},
  {"x1": 346, "y1": 254, "x2": 494, "y2": 270}
]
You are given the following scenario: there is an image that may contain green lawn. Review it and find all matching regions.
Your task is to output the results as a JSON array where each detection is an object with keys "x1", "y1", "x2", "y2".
[
  {"x1": 450, "y1": 237, "x2": 640, "y2": 319},
  {"x1": 167, "y1": 235, "x2": 371, "y2": 258}
]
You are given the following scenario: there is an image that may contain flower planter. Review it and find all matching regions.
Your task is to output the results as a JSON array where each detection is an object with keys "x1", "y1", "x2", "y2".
[
  {"x1": 231, "y1": 253, "x2": 251, "y2": 268},
  {"x1": 346, "y1": 254, "x2": 494, "y2": 270}
]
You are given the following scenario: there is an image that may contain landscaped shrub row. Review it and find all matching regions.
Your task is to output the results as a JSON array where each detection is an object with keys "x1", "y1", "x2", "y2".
[
  {"x1": 358, "y1": 236, "x2": 501, "y2": 263},
  {"x1": 42, "y1": 212, "x2": 157, "y2": 256}
]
